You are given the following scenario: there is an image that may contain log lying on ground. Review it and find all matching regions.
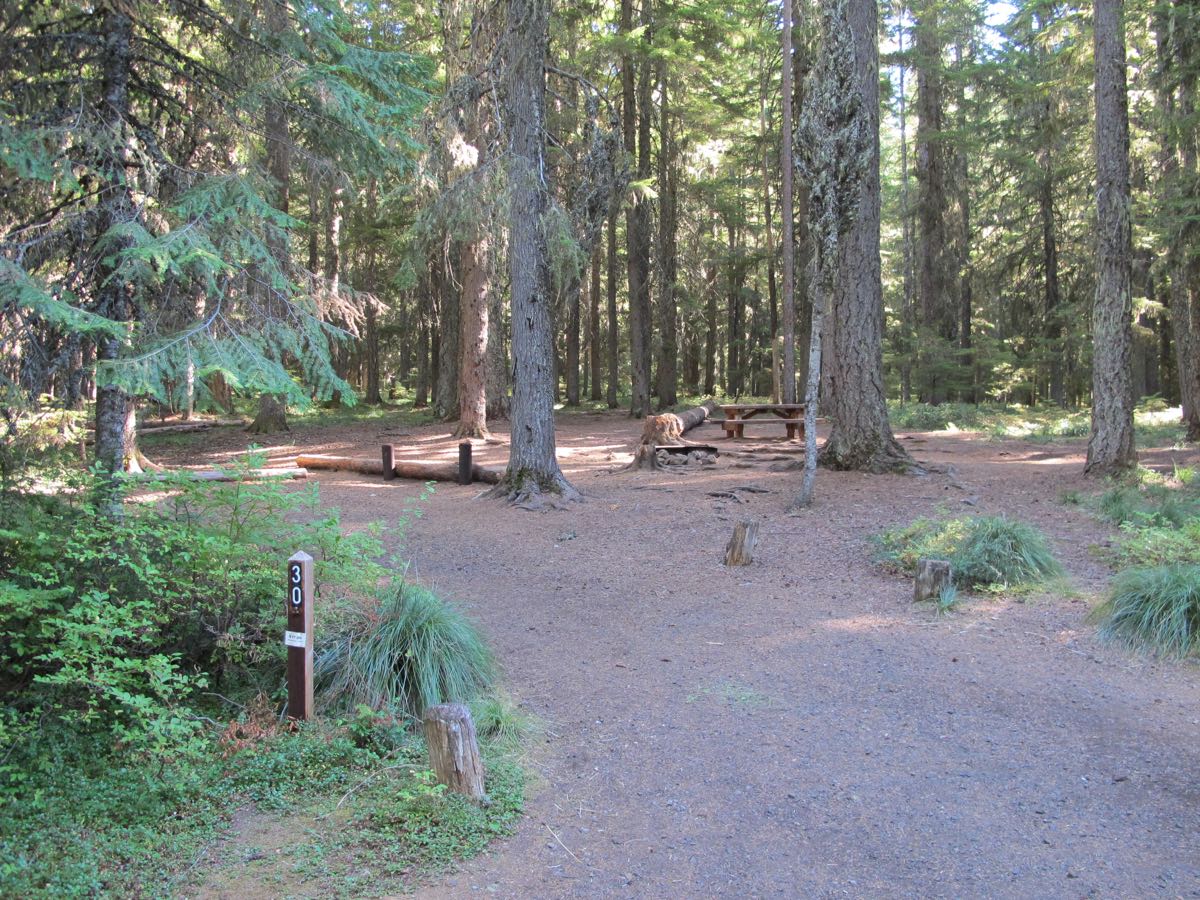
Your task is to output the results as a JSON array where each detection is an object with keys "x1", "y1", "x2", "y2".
[
  {"x1": 631, "y1": 398, "x2": 721, "y2": 470},
  {"x1": 139, "y1": 417, "x2": 247, "y2": 434},
  {"x1": 296, "y1": 453, "x2": 502, "y2": 484},
  {"x1": 120, "y1": 467, "x2": 308, "y2": 483}
]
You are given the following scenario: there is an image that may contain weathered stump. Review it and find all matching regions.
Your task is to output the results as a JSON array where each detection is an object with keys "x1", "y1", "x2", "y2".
[
  {"x1": 914, "y1": 559, "x2": 953, "y2": 603},
  {"x1": 422, "y1": 703, "x2": 486, "y2": 803},
  {"x1": 724, "y1": 521, "x2": 758, "y2": 566}
]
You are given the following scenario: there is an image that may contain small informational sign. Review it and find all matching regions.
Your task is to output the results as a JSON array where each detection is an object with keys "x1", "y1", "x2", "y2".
[{"x1": 286, "y1": 551, "x2": 315, "y2": 720}]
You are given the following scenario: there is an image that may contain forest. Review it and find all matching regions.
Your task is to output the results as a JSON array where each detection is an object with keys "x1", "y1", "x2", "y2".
[{"x1": 2, "y1": 0, "x2": 1200, "y2": 895}]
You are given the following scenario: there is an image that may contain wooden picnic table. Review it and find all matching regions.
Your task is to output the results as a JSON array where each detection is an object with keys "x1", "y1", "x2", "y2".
[{"x1": 717, "y1": 403, "x2": 806, "y2": 440}]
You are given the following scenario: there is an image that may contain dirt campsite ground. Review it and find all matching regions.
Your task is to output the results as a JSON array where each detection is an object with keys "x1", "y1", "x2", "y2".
[{"x1": 168, "y1": 409, "x2": 1200, "y2": 898}]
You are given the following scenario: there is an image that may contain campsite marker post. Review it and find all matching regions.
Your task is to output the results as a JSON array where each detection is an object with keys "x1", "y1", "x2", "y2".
[{"x1": 285, "y1": 551, "x2": 314, "y2": 720}]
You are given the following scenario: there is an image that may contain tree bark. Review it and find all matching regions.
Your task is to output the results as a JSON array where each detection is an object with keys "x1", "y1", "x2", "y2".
[
  {"x1": 606, "y1": 211, "x2": 620, "y2": 408},
  {"x1": 819, "y1": 0, "x2": 913, "y2": 474},
  {"x1": 781, "y1": 0, "x2": 797, "y2": 404},
  {"x1": 589, "y1": 247, "x2": 603, "y2": 401},
  {"x1": 456, "y1": 235, "x2": 490, "y2": 435},
  {"x1": 1086, "y1": 0, "x2": 1137, "y2": 474},
  {"x1": 655, "y1": 61, "x2": 678, "y2": 409},
  {"x1": 914, "y1": 0, "x2": 954, "y2": 402},
  {"x1": 92, "y1": 6, "x2": 136, "y2": 492},
  {"x1": 490, "y1": 0, "x2": 577, "y2": 505},
  {"x1": 623, "y1": 0, "x2": 654, "y2": 419}
]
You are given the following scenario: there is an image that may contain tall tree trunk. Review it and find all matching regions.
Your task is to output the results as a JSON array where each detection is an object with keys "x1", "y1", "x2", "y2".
[
  {"x1": 93, "y1": 6, "x2": 137, "y2": 489},
  {"x1": 249, "y1": 0, "x2": 294, "y2": 435},
  {"x1": 623, "y1": 0, "x2": 653, "y2": 417},
  {"x1": 897, "y1": 1, "x2": 914, "y2": 404},
  {"x1": 363, "y1": 180, "x2": 382, "y2": 405},
  {"x1": 456, "y1": 236, "x2": 490, "y2": 434},
  {"x1": 914, "y1": 0, "x2": 953, "y2": 402},
  {"x1": 780, "y1": 0, "x2": 797, "y2": 404},
  {"x1": 1086, "y1": 0, "x2": 1137, "y2": 474},
  {"x1": 566, "y1": 276, "x2": 581, "y2": 405},
  {"x1": 704, "y1": 217, "x2": 718, "y2": 395},
  {"x1": 953, "y1": 41, "x2": 973, "y2": 402},
  {"x1": 492, "y1": 0, "x2": 576, "y2": 504},
  {"x1": 434, "y1": 253, "x2": 459, "y2": 418},
  {"x1": 820, "y1": 0, "x2": 912, "y2": 473},
  {"x1": 655, "y1": 62, "x2": 678, "y2": 409},
  {"x1": 1089, "y1": 0, "x2": 1132, "y2": 475},
  {"x1": 589, "y1": 247, "x2": 603, "y2": 401},
  {"x1": 1041, "y1": 162, "x2": 1064, "y2": 406},
  {"x1": 606, "y1": 212, "x2": 620, "y2": 408}
]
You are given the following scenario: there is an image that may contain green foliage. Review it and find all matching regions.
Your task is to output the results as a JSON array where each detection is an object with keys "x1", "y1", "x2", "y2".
[
  {"x1": 0, "y1": 456, "x2": 388, "y2": 772},
  {"x1": 1095, "y1": 565, "x2": 1200, "y2": 657},
  {"x1": 0, "y1": 719, "x2": 524, "y2": 898},
  {"x1": 317, "y1": 581, "x2": 495, "y2": 719},
  {"x1": 888, "y1": 402, "x2": 985, "y2": 431},
  {"x1": 875, "y1": 515, "x2": 1062, "y2": 590},
  {"x1": 469, "y1": 693, "x2": 535, "y2": 747}
]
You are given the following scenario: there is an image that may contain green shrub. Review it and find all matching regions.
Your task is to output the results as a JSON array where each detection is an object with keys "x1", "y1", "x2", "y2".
[
  {"x1": 317, "y1": 582, "x2": 495, "y2": 719},
  {"x1": 1095, "y1": 565, "x2": 1200, "y2": 657},
  {"x1": 888, "y1": 402, "x2": 983, "y2": 432},
  {"x1": 875, "y1": 515, "x2": 1062, "y2": 590},
  {"x1": 0, "y1": 455, "x2": 390, "y2": 772}
]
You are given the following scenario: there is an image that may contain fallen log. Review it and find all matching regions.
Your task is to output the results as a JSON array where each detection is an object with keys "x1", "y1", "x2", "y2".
[
  {"x1": 139, "y1": 417, "x2": 247, "y2": 434},
  {"x1": 296, "y1": 453, "x2": 503, "y2": 485},
  {"x1": 120, "y1": 467, "x2": 308, "y2": 483},
  {"x1": 631, "y1": 398, "x2": 721, "y2": 470}
]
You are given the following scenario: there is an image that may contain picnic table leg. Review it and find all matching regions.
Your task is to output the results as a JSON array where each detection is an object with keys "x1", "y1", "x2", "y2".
[{"x1": 786, "y1": 422, "x2": 797, "y2": 440}]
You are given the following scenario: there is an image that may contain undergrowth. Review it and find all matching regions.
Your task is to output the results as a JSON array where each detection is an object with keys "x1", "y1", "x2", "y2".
[
  {"x1": 875, "y1": 514, "x2": 1062, "y2": 592},
  {"x1": 316, "y1": 582, "x2": 496, "y2": 720},
  {"x1": 1, "y1": 451, "x2": 523, "y2": 896},
  {"x1": 1094, "y1": 565, "x2": 1200, "y2": 657},
  {"x1": 0, "y1": 713, "x2": 524, "y2": 898}
]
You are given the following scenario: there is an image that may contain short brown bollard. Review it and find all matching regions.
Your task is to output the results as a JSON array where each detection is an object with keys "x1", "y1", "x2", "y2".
[
  {"x1": 382, "y1": 444, "x2": 396, "y2": 481},
  {"x1": 422, "y1": 703, "x2": 486, "y2": 803},
  {"x1": 457, "y1": 441, "x2": 473, "y2": 485},
  {"x1": 285, "y1": 551, "x2": 314, "y2": 720}
]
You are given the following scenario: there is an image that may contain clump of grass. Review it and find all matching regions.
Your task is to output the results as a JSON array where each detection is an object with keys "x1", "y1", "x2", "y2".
[
  {"x1": 1095, "y1": 565, "x2": 1200, "y2": 657},
  {"x1": 468, "y1": 693, "x2": 534, "y2": 747},
  {"x1": 318, "y1": 582, "x2": 495, "y2": 719},
  {"x1": 875, "y1": 515, "x2": 1062, "y2": 590}
]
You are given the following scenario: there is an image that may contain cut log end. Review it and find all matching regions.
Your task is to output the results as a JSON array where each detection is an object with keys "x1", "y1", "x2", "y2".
[
  {"x1": 724, "y1": 521, "x2": 758, "y2": 566},
  {"x1": 914, "y1": 559, "x2": 953, "y2": 603},
  {"x1": 422, "y1": 703, "x2": 487, "y2": 804}
]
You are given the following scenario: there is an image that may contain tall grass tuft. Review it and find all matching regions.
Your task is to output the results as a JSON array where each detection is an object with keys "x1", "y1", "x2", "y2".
[
  {"x1": 875, "y1": 515, "x2": 1062, "y2": 590},
  {"x1": 1095, "y1": 565, "x2": 1200, "y2": 657},
  {"x1": 317, "y1": 582, "x2": 495, "y2": 719}
]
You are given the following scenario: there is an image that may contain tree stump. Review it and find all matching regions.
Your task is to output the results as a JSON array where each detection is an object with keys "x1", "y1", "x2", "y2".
[
  {"x1": 914, "y1": 559, "x2": 953, "y2": 603},
  {"x1": 724, "y1": 521, "x2": 758, "y2": 566},
  {"x1": 422, "y1": 703, "x2": 486, "y2": 804},
  {"x1": 246, "y1": 394, "x2": 289, "y2": 434}
]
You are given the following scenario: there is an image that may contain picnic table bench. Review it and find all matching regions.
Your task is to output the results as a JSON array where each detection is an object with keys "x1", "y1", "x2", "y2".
[{"x1": 716, "y1": 403, "x2": 806, "y2": 440}]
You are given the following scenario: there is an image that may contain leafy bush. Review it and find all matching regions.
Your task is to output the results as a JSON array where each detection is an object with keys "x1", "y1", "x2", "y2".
[
  {"x1": 875, "y1": 515, "x2": 1062, "y2": 590},
  {"x1": 0, "y1": 455, "x2": 388, "y2": 770},
  {"x1": 1095, "y1": 565, "x2": 1200, "y2": 657},
  {"x1": 888, "y1": 402, "x2": 984, "y2": 432},
  {"x1": 317, "y1": 582, "x2": 495, "y2": 719}
]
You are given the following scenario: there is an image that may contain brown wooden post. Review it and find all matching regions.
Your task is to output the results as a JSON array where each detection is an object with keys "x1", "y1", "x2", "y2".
[
  {"x1": 458, "y1": 441, "x2": 473, "y2": 485},
  {"x1": 382, "y1": 444, "x2": 396, "y2": 481},
  {"x1": 285, "y1": 551, "x2": 315, "y2": 720}
]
